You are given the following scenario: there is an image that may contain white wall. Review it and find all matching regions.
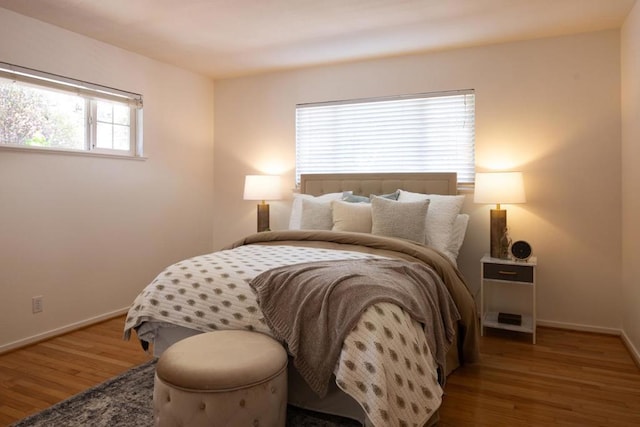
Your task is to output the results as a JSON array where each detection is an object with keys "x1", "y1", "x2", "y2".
[
  {"x1": 0, "y1": 7, "x2": 630, "y2": 355},
  {"x1": 214, "y1": 30, "x2": 623, "y2": 333},
  {"x1": 621, "y1": 2, "x2": 640, "y2": 360},
  {"x1": 0, "y1": 9, "x2": 215, "y2": 351}
]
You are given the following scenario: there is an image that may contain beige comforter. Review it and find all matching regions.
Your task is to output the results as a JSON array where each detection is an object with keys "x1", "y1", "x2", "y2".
[
  {"x1": 125, "y1": 230, "x2": 479, "y2": 427},
  {"x1": 229, "y1": 230, "x2": 480, "y2": 371}
]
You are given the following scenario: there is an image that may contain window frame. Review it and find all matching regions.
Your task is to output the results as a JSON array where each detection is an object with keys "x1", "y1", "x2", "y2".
[
  {"x1": 0, "y1": 61, "x2": 143, "y2": 158},
  {"x1": 295, "y1": 89, "x2": 475, "y2": 185}
]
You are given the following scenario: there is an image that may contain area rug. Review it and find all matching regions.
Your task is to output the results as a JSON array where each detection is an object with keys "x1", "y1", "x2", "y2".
[{"x1": 11, "y1": 359, "x2": 361, "y2": 427}]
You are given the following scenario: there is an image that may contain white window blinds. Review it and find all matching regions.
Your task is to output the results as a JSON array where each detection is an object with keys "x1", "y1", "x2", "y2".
[{"x1": 295, "y1": 90, "x2": 475, "y2": 184}]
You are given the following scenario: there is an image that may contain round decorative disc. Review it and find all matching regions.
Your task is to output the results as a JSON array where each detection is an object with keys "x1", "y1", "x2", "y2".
[{"x1": 511, "y1": 240, "x2": 532, "y2": 260}]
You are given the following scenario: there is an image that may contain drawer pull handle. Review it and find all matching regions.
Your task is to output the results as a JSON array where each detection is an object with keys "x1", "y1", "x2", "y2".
[{"x1": 498, "y1": 270, "x2": 518, "y2": 275}]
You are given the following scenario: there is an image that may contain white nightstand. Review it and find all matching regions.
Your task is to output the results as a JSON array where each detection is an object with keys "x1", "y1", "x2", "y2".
[{"x1": 480, "y1": 254, "x2": 537, "y2": 344}]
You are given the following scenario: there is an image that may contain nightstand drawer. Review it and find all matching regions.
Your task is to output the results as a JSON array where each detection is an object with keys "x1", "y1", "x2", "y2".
[{"x1": 483, "y1": 262, "x2": 533, "y2": 283}]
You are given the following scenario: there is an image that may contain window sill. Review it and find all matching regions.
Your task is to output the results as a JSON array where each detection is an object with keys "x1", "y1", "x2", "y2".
[{"x1": 0, "y1": 144, "x2": 147, "y2": 161}]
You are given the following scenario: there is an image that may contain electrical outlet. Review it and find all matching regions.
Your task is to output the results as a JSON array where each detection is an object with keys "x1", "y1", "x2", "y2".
[{"x1": 32, "y1": 296, "x2": 43, "y2": 313}]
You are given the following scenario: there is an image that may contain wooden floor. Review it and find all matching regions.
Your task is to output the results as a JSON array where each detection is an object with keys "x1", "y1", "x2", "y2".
[
  {"x1": 0, "y1": 316, "x2": 152, "y2": 426},
  {"x1": 439, "y1": 328, "x2": 640, "y2": 426},
  {"x1": 1, "y1": 318, "x2": 639, "y2": 426}
]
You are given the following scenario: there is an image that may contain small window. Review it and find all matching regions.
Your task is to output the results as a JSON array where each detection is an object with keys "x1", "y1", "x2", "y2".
[
  {"x1": 0, "y1": 62, "x2": 143, "y2": 157},
  {"x1": 296, "y1": 90, "x2": 475, "y2": 184}
]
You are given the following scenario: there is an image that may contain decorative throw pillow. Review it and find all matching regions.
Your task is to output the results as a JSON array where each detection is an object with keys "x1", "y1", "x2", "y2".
[
  {"x1": 342, "y1": 194, "x2": 370, "y2": 203},
  {"x1": 342, "y1": 190, "x2": 400, "y2": 204},
  {"x1": 379, "y1": 190, "x2": 401, "y2": 200},
  {"x1": 370, "y1": 196, "x2": 429, "y2": 243},
  {"x1": 397, "y1": 190, "x2": 465, "y2": 253},
  {"x1": 331, "y1": 200, "x2": 372, "y2": 233},
  {"x1": 300, "y1": 198, "x2": 334, "y2": 230},
  {"x1": 289, "y1": 192, "x2": 351, "y2": 229}
]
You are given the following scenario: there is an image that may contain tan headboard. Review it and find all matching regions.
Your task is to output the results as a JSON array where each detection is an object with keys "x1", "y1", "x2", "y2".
[{"x1": 300, "y1": 173, "x2": 457, "y2": 196}]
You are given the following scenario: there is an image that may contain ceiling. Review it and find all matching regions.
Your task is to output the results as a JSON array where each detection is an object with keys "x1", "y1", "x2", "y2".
[{"x1": 0, "y1": 0, "x2": 635, "y2": 79}]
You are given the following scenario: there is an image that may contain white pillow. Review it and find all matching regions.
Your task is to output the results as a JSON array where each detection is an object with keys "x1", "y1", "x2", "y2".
[
  {"x1": 289, "y1": 192, "x2": 351, "y2": 229},
  {"x1": 331, "y1": 200, "x2": 372, "y2": 233},
  {"x1": 442, "y1": 214, "x2": 470, "y2": 263},
  {"x1": 397, "y1": 190, "x2": 465, "y2": 254},
  {"x1": 371, "y1": 196, "x2": 430, "y2": 243}
]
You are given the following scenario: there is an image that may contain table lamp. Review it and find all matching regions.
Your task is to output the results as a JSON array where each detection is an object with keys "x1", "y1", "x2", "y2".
[
  {"x1": 243, "y1": 175, "x2": 282, "y2": 232},
  {"x1": 474, "y1": 172, "x2": 526, "y2": 258}
]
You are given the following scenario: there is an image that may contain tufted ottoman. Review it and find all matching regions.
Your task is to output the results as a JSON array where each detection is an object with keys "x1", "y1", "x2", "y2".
[{"x1": 153, "y1": 330, "x2": 288, "y2": 427}]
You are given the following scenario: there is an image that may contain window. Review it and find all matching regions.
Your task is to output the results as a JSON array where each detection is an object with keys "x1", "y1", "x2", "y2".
[
  {"x1": 295, "y1": 90, "x2": 475, "y2": 184},
  {"x1": 0, "y1": 62, "x2": 143, "y2": 157}
]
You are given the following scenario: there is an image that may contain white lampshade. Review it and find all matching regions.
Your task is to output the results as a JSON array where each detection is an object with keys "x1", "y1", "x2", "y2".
[
  {"x1": 474, "y1": 172, "x2": 526, "y2": 205},
  {"x1": 243, "y1": 175, "x2": 282, "y2": 201}
]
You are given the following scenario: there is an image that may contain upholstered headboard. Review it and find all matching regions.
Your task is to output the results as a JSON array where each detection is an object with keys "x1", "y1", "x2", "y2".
[{"x1": 299, "y1": 173, "x2": 458, "y2": 196}]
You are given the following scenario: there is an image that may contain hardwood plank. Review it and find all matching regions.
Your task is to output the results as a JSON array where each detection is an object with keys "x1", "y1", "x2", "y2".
[
  {"x1": 0, "y1": 317, "x2": 639, "y2": 426},
  {"x1": 0, "y1": 316, "x2": 151, "y2": 422},
  {"x1": 439, "y1": 328, "x2": 640, "y2": 426}
]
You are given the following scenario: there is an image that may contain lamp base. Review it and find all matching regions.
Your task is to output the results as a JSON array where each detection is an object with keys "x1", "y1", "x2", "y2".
[
  {"x1": 257, "y1": 203, "x2": 270, "y2": 232},
  {"x1": 490, "y1": 208, "x2": 507, "y2": 258}
]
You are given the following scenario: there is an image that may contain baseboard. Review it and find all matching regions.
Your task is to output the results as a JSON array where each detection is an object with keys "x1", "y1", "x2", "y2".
[
  {"x1": 536, "y1": 319, "x2": 622, "y2": 336},
  {"x1": 0, "y1": 307, "x2": 130, "y2": 355},
  {"x1": 621, "y1": 330, "x2": 640, "y2": 369},
  {"x1": 537, "y1": 319, "x2": 640, "y2": 367}
]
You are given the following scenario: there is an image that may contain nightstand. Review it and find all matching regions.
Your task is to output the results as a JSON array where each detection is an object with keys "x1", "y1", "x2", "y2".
[{"x1": 480, "y1": 254, "x2": 537, "y2": 343}]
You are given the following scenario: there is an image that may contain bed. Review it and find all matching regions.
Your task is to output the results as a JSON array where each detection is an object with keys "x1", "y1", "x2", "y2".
[{"x1": 124, "y1": 172, "x2": 479, "y2": 427}]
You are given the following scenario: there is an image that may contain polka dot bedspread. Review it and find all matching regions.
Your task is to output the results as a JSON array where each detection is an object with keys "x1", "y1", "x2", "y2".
[{"x1": 125, "y1": 245, "x2": 448, "y2": 427}]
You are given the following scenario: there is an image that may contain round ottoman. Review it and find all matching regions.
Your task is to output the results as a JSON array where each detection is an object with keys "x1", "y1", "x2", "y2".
[{"x1": 153, "y1": 330, "x2": 288, "y2": 427}]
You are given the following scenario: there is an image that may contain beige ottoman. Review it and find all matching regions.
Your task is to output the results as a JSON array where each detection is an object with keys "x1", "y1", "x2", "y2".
[{"x1": 153, "y1": 330, "x2": 288, "y2": 427}]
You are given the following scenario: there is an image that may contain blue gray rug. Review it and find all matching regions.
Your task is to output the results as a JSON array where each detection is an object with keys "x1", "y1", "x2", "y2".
[{"x1": 11, "y1": 359, "x2": 361, "y2": 427}]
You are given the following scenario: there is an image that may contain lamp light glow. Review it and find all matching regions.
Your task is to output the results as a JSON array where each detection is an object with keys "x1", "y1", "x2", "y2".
[{"x1": 243, "y1": 175, "x2": 282, "y2": 232}]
